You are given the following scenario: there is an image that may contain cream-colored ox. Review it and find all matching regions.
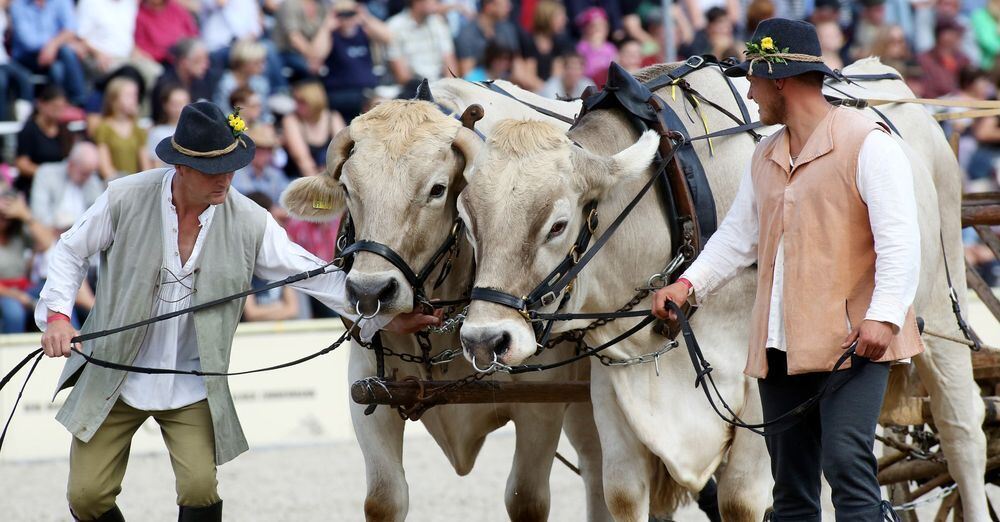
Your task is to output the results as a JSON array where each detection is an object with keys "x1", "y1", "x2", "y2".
[
  {"x1": 458, "y1": 59, "x2": 988, "y2": 520},
  {"x1": 827, "y1": 58, "x2": 988, "y2": 520},
  {"x1": 280, "y1": 94, "x2": 611, "y2": 521}
]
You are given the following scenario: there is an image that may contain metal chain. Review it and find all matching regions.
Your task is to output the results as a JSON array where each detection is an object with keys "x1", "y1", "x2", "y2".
[
  {"x1": 591, "y1": 340, "x2": 679, "y2": 371},
  {"x1": 395, "y1": 369, "x2": 493, "y2": 420},
  {"x1": 362, "y1": 341, "x2": 462, "y2": 367},
  {"x1": 891, "y1": 485, "x2": 957, "y2": 513},
  {"x1": 424, "y1": 305, "x2": 469, "y2": 335}
]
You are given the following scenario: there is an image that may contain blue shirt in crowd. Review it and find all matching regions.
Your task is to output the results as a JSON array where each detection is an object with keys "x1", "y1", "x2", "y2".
[
  {"x1": 10, "y1": 0, "x2": 77, "y2": 57},
  {"x1": 324, "y1": 30, "x2": 377, "y2": 91}
]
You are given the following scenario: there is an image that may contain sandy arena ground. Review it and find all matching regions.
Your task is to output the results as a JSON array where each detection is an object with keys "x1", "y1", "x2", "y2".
[{"x1": 3, "y1": 427, "x2": 997, "y2": 521}]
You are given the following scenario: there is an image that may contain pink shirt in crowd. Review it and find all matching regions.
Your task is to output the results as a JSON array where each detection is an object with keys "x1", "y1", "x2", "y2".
[
  {"x1": 576, "y1": 40, "x2": 617, "y2": 82},
  {"x1": 134, "y1": 0, "x2": 198, "y2": 62}
]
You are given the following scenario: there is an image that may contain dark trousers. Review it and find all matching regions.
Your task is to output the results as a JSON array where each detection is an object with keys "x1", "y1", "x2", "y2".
[
  {"x1": 759, "y1": 348, "x2": 890, "y2": 522},
  {"x1": 14, "y1": 46, "x2": 88, "y2": 105}
]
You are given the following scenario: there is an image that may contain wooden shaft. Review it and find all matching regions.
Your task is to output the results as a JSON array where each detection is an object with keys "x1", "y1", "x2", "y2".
[
  {"x1": 351, "y1": 380, "x2": 591, "y2": 407},
  {"x1": 878, "y1": 459, "x2": 947, "y2": 485}
]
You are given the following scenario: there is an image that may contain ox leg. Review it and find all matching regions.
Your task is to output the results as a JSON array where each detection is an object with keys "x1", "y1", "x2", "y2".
[
  {"x1": 591, "y1": 378, "x2": 651, "y2": 522},
  {"x1": 913, "y1": 336, "x2": 989, "y2": 521},
  {"x1": 349, "y1": 350, "x2": 409, "y2": 522},
  {"x1": 715, "y1": 388, "x2": 772, "y2": 521},
  {"x1": 505, "y1": 405, "x2": 565, "y2": 522},
  {"x1": 563, "y1": 401, "x2": 614, "y2": 522}
]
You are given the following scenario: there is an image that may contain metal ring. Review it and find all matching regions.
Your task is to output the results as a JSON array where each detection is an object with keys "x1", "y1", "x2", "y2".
[
  {"x1": 646, "y1": 273, "x2": 667, "y2": 289},
  {"x1": 356, "y1": 299, "x2": 382, "y2": 320},
  {"x1": 470, "y1": 352, "x2": 493, "y2": 373},
  {"x1": 586, "y1": 209, "x2": 598, "y2": 233}
]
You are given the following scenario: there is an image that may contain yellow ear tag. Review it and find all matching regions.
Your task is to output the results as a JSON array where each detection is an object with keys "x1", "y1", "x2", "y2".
[{"x1": 312, "y1": 199, "x2": 333, "y2": 210}]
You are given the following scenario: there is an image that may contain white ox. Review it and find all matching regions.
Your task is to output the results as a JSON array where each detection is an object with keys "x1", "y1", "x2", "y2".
[
  {"x1": 831, "y1": 58, "x2": 988, "y2": 519},
  {"x1": 280, "y1": 90, "x2": 611, "y2": 521},
  {"x1": 457, "y1": 59, "x2": 988, "y2": 520}
]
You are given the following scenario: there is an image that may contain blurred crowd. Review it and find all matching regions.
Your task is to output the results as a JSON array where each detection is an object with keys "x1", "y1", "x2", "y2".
[{"x1": 0, "y1": 0, "x2": 997, "y2": 332}]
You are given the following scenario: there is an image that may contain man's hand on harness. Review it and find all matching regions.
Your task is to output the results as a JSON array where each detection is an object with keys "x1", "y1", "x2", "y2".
[
  {"x1": 651, "y1": 281, "x2": 692, "y2": 321},
  {"x1": 842, "y1": 319, "x2": 894, "y2": 360},
  {"x1": 385, "y1": 309, "x2": 444, "y2": 335},
  {"x1": 42, "y1": 312, "x2": 81, "y2": 358}
]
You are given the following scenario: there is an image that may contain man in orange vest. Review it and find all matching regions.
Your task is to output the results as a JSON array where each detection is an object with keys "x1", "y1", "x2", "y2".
[{"x1": 653, "y1": 18, "x2": 922, "y2": 521}]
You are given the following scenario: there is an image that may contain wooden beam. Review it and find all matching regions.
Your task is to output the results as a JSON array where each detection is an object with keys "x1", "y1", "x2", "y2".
[
  {"x1": 967, "y1": 262, "x2": 1000, "y2": 323},
  {"x1": 963, "y1": 204, "x2": 1000, "y2": 227},
  {"x1": 351, "y1": 380, "x2": 591, "y2": 407}
]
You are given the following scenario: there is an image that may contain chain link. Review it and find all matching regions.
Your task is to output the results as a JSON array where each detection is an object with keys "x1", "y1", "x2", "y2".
[
  {"x1": 424, "y1": 305, "x2": 469, "y2": 335},
  {"x1": 591, "y1": 341, "x2": 679, "y2": 371}
]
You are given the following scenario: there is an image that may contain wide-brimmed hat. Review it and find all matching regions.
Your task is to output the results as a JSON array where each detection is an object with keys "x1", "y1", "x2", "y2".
[
  {"x1": 725, "y1": 18, "x2": 836, "y2": 80},
  {"x1": 155, "y1": 101, "x2": 255, "y2": 174}
]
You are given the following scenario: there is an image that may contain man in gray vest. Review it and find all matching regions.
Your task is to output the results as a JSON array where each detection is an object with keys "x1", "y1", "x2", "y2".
[{"x1": 36, "y1": 102, "x2": 438, "y2": 522}]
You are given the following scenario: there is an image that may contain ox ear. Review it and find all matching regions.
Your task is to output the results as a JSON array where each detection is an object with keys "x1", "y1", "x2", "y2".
[
  {"x1": 575, "y1": 130, "x2": 660, "y2": 193},
  {"x1": 452, "y1": 126, "x2": 482, "y2": 183},
  {"x1": 280, "y1": 127, "x2": 354, "y2": 221},
  {"x1": 611, "y1": 130, "x2": 660, "y2": 181}
]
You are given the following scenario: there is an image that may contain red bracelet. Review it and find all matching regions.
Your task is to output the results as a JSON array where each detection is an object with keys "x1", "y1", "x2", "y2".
[
  {"x1": 677, "y1": 277, "x2": 693, "y2": 291},
  {"x1": 47, "y1": 312, "x2": 71, "y2": 324}
]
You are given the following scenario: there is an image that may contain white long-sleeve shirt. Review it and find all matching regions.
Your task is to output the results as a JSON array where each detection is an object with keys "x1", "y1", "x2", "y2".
[
  {"x1": 36, "y1": 170, "x2": 384, "y2": 410},
  {"x1": 682, "y1": 131, "x2": 920, "y2": 350}
]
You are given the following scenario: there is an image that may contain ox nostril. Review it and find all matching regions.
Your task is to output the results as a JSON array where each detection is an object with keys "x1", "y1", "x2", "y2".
[
  {"x1": 377, "y1": 278, "x2": 398, "y2": 303},
  {"x1": 493, "y1": 331, "x2": 510, "y2": 357},
  {"x1": 345, "y1": 279, "x2": 362, "y2": 305}
]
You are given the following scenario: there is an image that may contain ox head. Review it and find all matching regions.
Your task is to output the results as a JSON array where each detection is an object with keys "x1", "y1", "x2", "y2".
[
  {"x1": 458, "y1": 120, "x2": 659, "y2": 367},
  {"x1": 281, "y1": 99, "x2": 482, "y2": 320}
]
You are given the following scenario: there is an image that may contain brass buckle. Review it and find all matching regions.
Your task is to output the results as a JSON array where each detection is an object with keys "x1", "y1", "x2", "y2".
[
  {"x1": 586, "y1": 208, "x2": 598, "y2": 233},
  {"x1": 569, "y1": 245, "x2": 581, "y2": 264}
]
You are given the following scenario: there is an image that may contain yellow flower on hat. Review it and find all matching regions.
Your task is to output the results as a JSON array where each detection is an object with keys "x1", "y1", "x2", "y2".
[
  {"x1": 228, "y1": 107, "x2": 247, "y2": 137},
  {"x1": 760, "y1": 36, "x2": 775, "y2": 50}
]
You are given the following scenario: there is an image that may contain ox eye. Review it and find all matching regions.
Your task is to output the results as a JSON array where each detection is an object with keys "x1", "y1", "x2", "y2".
[
  {"x1": 546, "y1": 220, "x2": 568, "y2": 241},
  {"x1": 429, "y1": 184, "x2": 447, "y2": 199}
]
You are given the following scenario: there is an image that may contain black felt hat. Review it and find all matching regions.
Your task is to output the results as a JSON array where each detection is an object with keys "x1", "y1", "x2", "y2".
[
  {"x1": 155, "y1": 101, "x2": 255, "y2": 174},
  {"x1": 725, "y1": 18, "x2": 836, "y2": 80}
]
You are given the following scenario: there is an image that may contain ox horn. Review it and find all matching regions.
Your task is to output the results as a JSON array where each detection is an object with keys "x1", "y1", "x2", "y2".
[
  {"x1": 414, "y1": 79, "x2": 435, "y2": 103},
  {"x1": 452, "y1": 126, "x2": 483, "y2": 182},
  {"x1": 325, "y1": 126, "x2": 355, "y2": 180}
]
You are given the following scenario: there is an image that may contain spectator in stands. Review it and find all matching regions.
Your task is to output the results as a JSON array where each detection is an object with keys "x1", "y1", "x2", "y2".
[
  {"x1": 15, "y1": 86, "x2": 70, "y2": 196},
  {"x1": 851, "y1": 0, "x2": 889, "y2": 61},
  {"x1": 0, "y1": 0, "x2": 33, "y2": 122},
  {"x1": 30, "y1": 142, "x2": 104, "y2": 231},
  {"x1": 151, "y1": 39, "x2": 216, "y2": 124},
  {"x1": 969, "y1": 107, "x2": 1000, "y2": 192},
  {"x1": 147, "y1": 84, "x2": 190, "y2": 167},
  {"x1": 283, "y1": 211, "x2": 340, "y2": 318},
  {"x1": 324, "y1": 0, "x2": 390, "y2": 123},
  {"x1": 936, "y1": 0, "x2": 980, "y2": 67},
  {"x1": 83, "y1": 64, "x2": 145, "y2": 135},
  {"x1": 540, "y1": 51, "x2": 596, "y2": 99},
  {"x1": 619, "y1": 0, "x2": 658, "y2": 59},
  {"x1": 229, "y1": 86, "x2": 265, "y2": 126},
  {"x1": 283, "y1": 81, "x2": 345, "y2": 178},
  {"x1": 274, "y1": 0, "x2": 334, "y2": 78},
  {"x1": 521, "y1": 0, "x2": 573, "y2": 91},
  {"x1": 817, "y1": 20, "x2": 846, "y2": 70},
  {"x1": 918, "y1": 18, "x2": 971, "y2": 98},
  {"x1": 808, "y1": 0, "x2": 841, "y2": 26},
  {"x1": 682, "y1": 6, "x2": 740, "y2": 60},
  {"x1": 9, "y1": 0, "x2": 88, "y2": 106},
  {"x1": 0, "y1": 187, "x2": 54, "y2": 333},
  {"x1": 75, "y1": 0, "x2": 139, "y2": 76},
  {"x1": 456, "y1": 0, "x2": 522, "y2": 78},
  {"x1": 233, "y1": 126, "x2": 289, "y2": 203},
  {"x1": 94, "y1": 77, "x2": 152, "y2": 179},
  {"x1": 465, "y1": 41, "x2": 516, "y2": 81},
  {"x1": 134, "y1": 0, "x2": 198, "y2": 65},
  {"x1": 564, "y1": 0, "x2": 623, "y2": 39},
  {"x1": 972, "y1": 0, "x2": 1000, "y2": 70},
  {"x1": 575, "y1": 7, "x2": 617, "y2": 85},
  {"x1": 617, "y1": 38, "x2": 643, "y2": 73},
  {"x1": 386, "y1": 0, "x2": 458, "y2": 83},
  {"x1": 214, "y1": 40, "x2": 272, "y2": 116},
  {"x1": 243, "y1": 192, "x2": 303, "y2": 321},
  {"x1": 747, "y1": 0, "x2": 776, "y2": 36},
  {"x1": 869, "y1": 25, "x2": 916, "y2": 79},
  {"x1": 945, "y1": 67, "x2": 993, "y2": 173}
]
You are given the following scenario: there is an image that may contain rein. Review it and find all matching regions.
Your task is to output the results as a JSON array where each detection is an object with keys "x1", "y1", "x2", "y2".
[{"x1": 0, "y1": 262, "x2": 358, "y2": 453}]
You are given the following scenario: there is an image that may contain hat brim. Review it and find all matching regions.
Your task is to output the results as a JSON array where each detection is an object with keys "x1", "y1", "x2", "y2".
[
  {"x1": 155, "y1": 135, "x2": 256, "y2": 175},
  {"x1": 725, "y1": 59, "x2": 837, "y2": 80}
]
